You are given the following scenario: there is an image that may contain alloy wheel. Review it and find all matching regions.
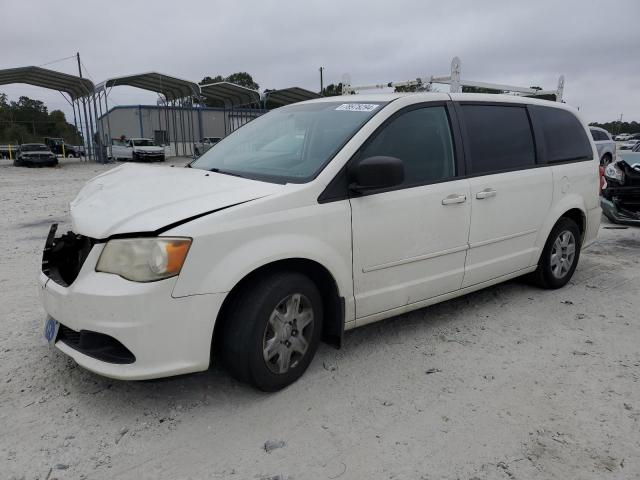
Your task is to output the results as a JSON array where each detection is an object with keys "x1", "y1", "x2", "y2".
[
  {"x1": 262, "y1": 293, "x2": 314, "y2": 374},
  {"x1": 550, "y1": 230, "x2": 576, "y2": 279}
]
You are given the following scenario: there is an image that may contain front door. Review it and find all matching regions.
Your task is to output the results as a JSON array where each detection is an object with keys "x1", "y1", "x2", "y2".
[{"x1": 350, "y1": 104, "x2": 471, "y2": 320}]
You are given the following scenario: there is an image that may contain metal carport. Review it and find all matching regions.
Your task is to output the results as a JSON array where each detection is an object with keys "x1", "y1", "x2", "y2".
[
  {"x1": 0, "y1": 66, "x2": 97, "y2": 160},
  {"x1": 96, "y1": 72, "x2": 201, "y2": 157},
  {"x1": 264, "y1": 87, "x2": 321, "y2": 107},
  {"x1": 199, "y1": 82, "x2": 262, "y2": 135}
]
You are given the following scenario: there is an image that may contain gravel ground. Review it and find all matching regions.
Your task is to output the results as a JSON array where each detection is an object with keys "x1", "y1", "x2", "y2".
[{"x1": 1, "y1": 158, "x2": 639, "y2": 480}]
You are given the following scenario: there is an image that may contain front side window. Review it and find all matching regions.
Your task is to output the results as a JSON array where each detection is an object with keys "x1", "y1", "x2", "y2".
[
  {"x1": 531, "y1": 106, "x2": 592, "y2": 163},
  {"x1": 357, "y1": 106, "x2": 455, "y2": 186},
  {"x1": 191, "y1": 101, "x2": 388, "y2": 183},
  {"x1": 461, "y1": 105, "x2": 536, "y2": 175}
]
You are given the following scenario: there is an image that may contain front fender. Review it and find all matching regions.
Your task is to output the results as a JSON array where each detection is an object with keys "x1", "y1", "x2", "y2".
[
  {"x1": 170, "y1": 199, "x2": 353, "y2": 304},
  {"x1": 177, "y1": 233, "x2": 352, "y2": 298}
]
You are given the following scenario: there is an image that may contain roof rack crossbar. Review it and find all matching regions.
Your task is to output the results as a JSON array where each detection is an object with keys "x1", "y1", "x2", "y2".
[{"x1": 341, "y1": 57, "x2": 565, "y2": 102}]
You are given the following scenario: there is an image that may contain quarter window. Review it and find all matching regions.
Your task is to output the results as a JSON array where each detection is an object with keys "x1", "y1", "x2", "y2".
[
  {"x1": 461, "y1": 105, "x2": 536, "y2": 175},
  {"x1": 530, "y1": 106, "x2": 592, "y2": 163},
  {"x1": 358, "y1": 106, "x2": 455, "y2": 186}
]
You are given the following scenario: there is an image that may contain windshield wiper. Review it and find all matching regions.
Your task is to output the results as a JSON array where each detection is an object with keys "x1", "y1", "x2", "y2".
[{"x1": 209, "y1": 167, "x2": 247, "y2": 179}]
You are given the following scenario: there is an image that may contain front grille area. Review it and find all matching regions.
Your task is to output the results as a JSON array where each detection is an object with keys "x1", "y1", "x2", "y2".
[
  {"x1": 57, "y1": 324, "x2": 136, "y2": 364},
  {"x1": 42, "y1": 224, "x2": 95, "y2": 287}
]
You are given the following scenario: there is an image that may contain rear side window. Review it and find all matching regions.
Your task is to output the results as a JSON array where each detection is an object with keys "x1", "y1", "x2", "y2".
[
  {"x1": 358, "y1": 106, "x2": 455, "y2": 186},
  {"x1": 590, "y1": 129, "x2": 607, "y2": 141},
  {"x1": 460, "y1": 105, "x2": 536, "y2": 175},
  {"x1": 530, "y1": 106, "x2": 592, "y2": 163}
]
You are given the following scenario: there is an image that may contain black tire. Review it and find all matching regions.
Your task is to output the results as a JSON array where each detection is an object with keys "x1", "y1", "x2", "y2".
[
  {"x1": 194, "y1": 148, "x2": 200, "y2": 157},
  {"x1": 219, "y1": 271, "x2": 323, "y2": 391},
  {"x1": 529, "y1": 217, "x2": 581, "y2": 289},
  {"x1": 600, "y1": 153, "x2": 613, "y2": 166}
]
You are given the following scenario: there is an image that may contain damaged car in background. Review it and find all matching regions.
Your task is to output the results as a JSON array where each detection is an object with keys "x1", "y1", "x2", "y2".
[
  {"x1": 601, "y1": 143, "x2": 640, "y2": 225},
  {"x1": 14, "y1": 143, "x2": 58, "y2": 167}
]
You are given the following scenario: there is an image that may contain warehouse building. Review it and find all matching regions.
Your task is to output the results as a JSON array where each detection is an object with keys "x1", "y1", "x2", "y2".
[{"x1": 97, "y1": 105, "x2": 264, "y2": 152}]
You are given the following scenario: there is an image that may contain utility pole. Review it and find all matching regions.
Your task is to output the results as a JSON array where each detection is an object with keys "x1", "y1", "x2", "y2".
[
  {"x1": 76, "y1": 52, "x2": 93, "y2": 161},
  {"x1": 617, "y1": 113, "x2": 623, "y2": 135},
  {"x1": 319, "y1": 67, "x2": 324, "y2": 94}
]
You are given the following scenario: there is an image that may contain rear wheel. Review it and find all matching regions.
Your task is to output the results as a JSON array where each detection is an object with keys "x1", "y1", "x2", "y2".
[
  {"x1": 600, "y1": 153, "x2": 613, "y2": 166},
  {"x1": 529, "y1": 217, "x2": 581, "y2": 289},
  {"x1": 219, "y1": 272, "x2": 323, "y2": 391}
]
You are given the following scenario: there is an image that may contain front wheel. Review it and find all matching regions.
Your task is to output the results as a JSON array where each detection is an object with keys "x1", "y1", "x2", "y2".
[
  {"x1": 529, "y1": 217, "x2": 581, "y2": 289},
  {"x1": 219, "y1": 272, "x2": 323, "y2": 391}
]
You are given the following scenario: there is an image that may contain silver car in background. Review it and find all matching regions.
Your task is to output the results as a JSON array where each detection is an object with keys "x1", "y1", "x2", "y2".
[{"x1": 589, "y1": 126, "x2": 615, "y2": 165}]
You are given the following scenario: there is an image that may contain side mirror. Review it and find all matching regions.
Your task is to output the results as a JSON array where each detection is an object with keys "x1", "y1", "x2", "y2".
[{"x1": 349, "y1": 156, "x2": 404, "y2": 193}]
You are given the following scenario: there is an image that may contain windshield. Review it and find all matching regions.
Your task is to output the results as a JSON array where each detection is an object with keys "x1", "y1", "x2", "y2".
[
  {"x1": 191, "y1": 101, "x2": 388, "y2": 183},
  {"x1": 21, "y1": 144, "x2": 48, "y2": 152},
  {"x1": 133, "y1": 139, "x2": 156, "y2": 147}
]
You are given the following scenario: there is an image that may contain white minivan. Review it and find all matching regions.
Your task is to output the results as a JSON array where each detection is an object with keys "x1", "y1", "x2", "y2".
[{"x1": 40, "y1": 93, "x2": 601, "y2": 391}]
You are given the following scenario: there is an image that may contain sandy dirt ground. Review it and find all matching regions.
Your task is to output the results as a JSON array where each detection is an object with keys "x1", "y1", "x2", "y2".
[{"x1": 1, "y1": 158, "x2": 639, "y2": 480}]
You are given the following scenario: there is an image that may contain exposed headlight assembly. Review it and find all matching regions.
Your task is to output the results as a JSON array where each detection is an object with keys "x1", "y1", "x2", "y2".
[
  {"x1": 96, "y1": 237, "x2": 192, "y2": 282},
  {"x1": 604, "y1": 163, "x2": 624, "y2": 183}
]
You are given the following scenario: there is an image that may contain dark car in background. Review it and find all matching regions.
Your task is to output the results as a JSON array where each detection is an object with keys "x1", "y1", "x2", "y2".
[
  {"x1": 44, "y1": 137, "x2": 84, "y2": 158},
  {"x1": 14, "y1": 144, "x2": 58, "y2": 167}
]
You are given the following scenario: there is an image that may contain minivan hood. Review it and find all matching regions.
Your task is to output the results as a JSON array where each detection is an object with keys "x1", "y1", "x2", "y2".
[{"x1": 70, "y1": 164, "x2": 283, "y2": 238}]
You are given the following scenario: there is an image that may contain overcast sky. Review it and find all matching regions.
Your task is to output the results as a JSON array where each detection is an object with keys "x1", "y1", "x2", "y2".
[{"x1": 2, "y1": 0, "x2": 639, "y2": 123}]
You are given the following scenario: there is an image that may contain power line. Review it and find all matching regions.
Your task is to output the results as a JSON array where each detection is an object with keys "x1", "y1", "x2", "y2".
[
  {"x1": 37, "y1": 55, "x2": 76, "y2": 68},
  {"x1": 79, "y1": 59, "x2": 94, "y2": 81}
]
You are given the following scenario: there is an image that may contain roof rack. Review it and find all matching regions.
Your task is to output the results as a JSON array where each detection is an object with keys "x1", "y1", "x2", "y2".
[{"x1": 341, "y1": 57, "x2": 564, "y2": 102}]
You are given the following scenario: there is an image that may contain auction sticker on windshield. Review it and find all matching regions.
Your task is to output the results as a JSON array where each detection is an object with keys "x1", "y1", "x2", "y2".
[{"x1": 335, "y1": 103, "x2": 380, "y2": 112}]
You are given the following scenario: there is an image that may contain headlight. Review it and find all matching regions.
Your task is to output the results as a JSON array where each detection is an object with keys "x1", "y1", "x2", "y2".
[
  {"x1": 604, "y1": 163, "x2": 624, "y2": 183},
  {"x1": 96, "y1": 237, "x2": 192, "y2": 282}
]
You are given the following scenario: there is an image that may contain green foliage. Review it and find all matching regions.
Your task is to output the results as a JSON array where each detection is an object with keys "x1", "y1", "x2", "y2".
[
  {"x1": 198, "y1": 72, "x2": 260, "y2": 107},
  {"x1": 0, "y1": 93, "x2": 82, "y2": 144},
  {"x1": 589, "y1": 120, "x2": 640, "y2": 135},
  {"x1": 322, "y1": 83, "x2": 344, "y2": 96},
  {"x1": 394, "y1": 82, "x2": 433, "y2": 93}
]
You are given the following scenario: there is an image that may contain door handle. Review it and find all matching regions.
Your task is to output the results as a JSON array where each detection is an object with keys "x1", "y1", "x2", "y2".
[
  {"x1": 476, "y1": 188, "x2": 497, "y2": 200},
  {"x1": 442, "y1": 194, "x2": 467, "y2": 205}
]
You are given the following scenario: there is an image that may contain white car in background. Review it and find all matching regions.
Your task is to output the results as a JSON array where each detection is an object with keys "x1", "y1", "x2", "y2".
[
  {"x1": 39, "y1": 93, "x2": 600, "y2": 391},
  {"x1": 110, "y1": 138, "x2": 165, "y2": 162},
  {"x1": 615, "y1": 133, "x2": 632, "y2": 141},
  {"x1": 619, "y1": 138, "x2": 640, "y2": 151},
  {"x1": 589, "y1": 126, "x2": 615, "y2": 165},
  {"x1": 194, "y1": 136, "x2": 222, "y2": 157}
]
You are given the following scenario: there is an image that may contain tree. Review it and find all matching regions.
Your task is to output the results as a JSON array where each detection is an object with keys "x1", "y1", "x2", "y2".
[
  {"x1": 0, "y1": 93, "x2": 81, "y2": 143},
  {"x1": 589, "y1": 120, "x2": 640, "y2": 136},
  {"x1": 198, "y1": 72, "x2": 260, "y2": 107},
  {"x1": 225, "y1": 72, "x2": 259, "y2": 90},
  {"x1": 394, "y1": 80, "x2": 433, "y2": 93},
  {"x1": 322, "y1": 83, "x2": 343, "y2": 96}
]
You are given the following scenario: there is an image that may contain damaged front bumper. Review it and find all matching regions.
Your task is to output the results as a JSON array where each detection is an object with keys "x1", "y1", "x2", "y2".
[
  {"x1": 601, "y1": 194, "x2": 640, "y2": 226},
  {"x1": 601, "y1": 160, "x2": 640, "y2": 226},
  {"x1": 39, "y1": 224, "x2": 226, "y2": 380}
]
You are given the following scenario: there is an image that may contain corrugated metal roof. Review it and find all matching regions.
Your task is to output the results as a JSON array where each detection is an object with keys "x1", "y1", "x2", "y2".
[
  {"x1": 0, "y1": 66, "x2": 94, "y2": 100},
  {"x1": 96, "y1": 72, "x2": 200, "y2": 100},
  {"x1": 200, "y1": 82, "x2": 260, "y2": 107},
  {"x1": 265, "y1": 87, "x2": 321, "y2": 106}
]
